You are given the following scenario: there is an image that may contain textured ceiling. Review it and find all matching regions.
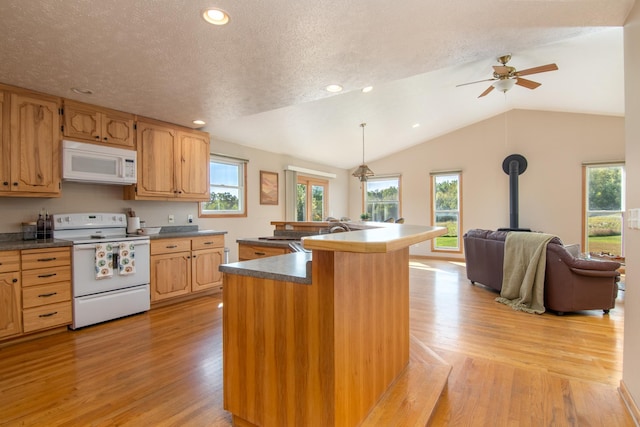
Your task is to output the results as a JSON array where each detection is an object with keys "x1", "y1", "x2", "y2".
[{"x1": 0, "y1": 0, "x2": 634, "y2": 169}]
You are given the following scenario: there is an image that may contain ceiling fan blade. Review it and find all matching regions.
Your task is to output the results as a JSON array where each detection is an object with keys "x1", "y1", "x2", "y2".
[
  {"x1": 515, "y1": 63, "x2": 558, "y2": 77},
  {"x1": 515, "y1": 77, "x2": 541, "y2": 89},
  {"x1": 493, "y1": 65, "x2": 510, "y2": 75},
  {"x1": 456, "y1": 78, "x2": 496, "y2": 87},
  {"x1": 478, "y1": 85, "x2": 494, "y2": 98}
]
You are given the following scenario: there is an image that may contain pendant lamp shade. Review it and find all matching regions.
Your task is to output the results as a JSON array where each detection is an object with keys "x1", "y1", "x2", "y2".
[{"x1": 352, "y1": 123, "x2": 374, "y2": 182}]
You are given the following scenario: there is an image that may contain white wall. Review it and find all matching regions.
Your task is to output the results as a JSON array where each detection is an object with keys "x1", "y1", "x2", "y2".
[
  {"x1": 0, "y1": 138, "x2": 350, "y2": 263},
  {"x1": 623, "y1": 0, "x2": 640, "y2": 413},
  {"x1": 350, "y1": 109, "x2": 625, "y2": 257}
]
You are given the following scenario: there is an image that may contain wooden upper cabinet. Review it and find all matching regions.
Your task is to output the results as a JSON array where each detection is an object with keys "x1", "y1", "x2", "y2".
[
  {"x1": 135, "y1": 120, "x2": 178, "y2": 198},
  {"x1": 177, "y1": 130, "x2": 210, "y2": 199},
  {"x1": 0, "y1": 91, "x2": 8, "y2": 191},
  {"x1": 125, "y1": 118, "x2": 210, "y2": 201},
  {"x1": 63, "y1": 100, "x2": 134, "y2": 148},
  {"x1": 3, "y1": 92, "x2": 60, "y2": 196}
]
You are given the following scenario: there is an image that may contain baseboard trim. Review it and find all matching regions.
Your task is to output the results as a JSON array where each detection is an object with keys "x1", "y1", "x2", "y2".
[
  {"x1": 410, "y1": 254, "x2": 465, "y2": 263},
  {"x1": 620, "y1": 380, "x2": 640, "y2": 426}
]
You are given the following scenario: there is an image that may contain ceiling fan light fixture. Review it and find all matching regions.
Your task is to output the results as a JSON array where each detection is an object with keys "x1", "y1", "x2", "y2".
[
  {"x1": 325, "y1": 84, "x2": 343, "y2": 93},
  {"x1": 352, "y1": 122, "x2": 374, "y2": 182},
  {"x1": 492, "y1": 78, "x2": 516, "y2": 93}
]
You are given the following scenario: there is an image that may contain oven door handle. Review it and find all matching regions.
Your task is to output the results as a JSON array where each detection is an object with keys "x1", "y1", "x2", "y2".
[{"x1": 74, "y1": 241, "x2": 150, "y2": 251}]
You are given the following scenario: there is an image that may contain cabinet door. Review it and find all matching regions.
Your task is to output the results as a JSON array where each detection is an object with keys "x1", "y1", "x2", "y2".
[
  {"x1": 0, "y1": 272, "x2": 21, "y2": 339},
  {"x1": 176, "y1": 131, "x2": 210, "y2": 200},
  {"x1": 192, "y1": 248, "x2": 224, "y2": 293},
  {"x1": 101, "y1": 112, "x2": 134, "y2": 147},
  {"x1": 150, "y1": 252, "x2": 191, "y2": 301},
  {"x1": 0, "y1": 91, "x2": 10, "y2": 191},
  {"x1": 136, "y1": 121, "x2": 177, "y2": 197},
  {"x1": 9, "y1": 93, "x2": 60, "y2": 194},
  {"x1": 64, "y1": 103, "x2": 100, "y2": 142}
]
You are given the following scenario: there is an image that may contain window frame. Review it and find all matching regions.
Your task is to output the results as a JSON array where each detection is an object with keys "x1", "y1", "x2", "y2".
[
  {"x1": 430, "y1": 171, "x2": 463, "y2": 253},
  {"x1": 362, "y1": 175, "x2": 402, "y2": 222},
  {"x1": 199, "y1": 155, "x2": 248, "y2": 218},
  {"x1": 582, "y1": 162, "x2": 625, "y2": 256},
  {"x1": 296, "y1": 175, "x2": 329, "y2": 221}
]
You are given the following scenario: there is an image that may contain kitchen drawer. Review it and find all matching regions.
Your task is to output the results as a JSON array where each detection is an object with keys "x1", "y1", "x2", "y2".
[
  {"x1": 22, "y1": 301, "x2": 72, "y2": 333},
  {"x1": 21, "y1": 248, "x2": 71, "y2": 270},
  {"x1": 192, "y1": 235, "x2": 224, "y2": 250},
  {"x1": 151, "y1": 239, "x2": 191, "y2": 255},
  {"x1": 239, "y1": 244, "x2": 290, "y2": 261},
  {"x1": 21, "y1": 266, "x2": 71, "y2": 287},
  {"x1": 0, "y1": 251, "x2": 20, "y2": 273},
  {"x1": 22, "y1": 282, "x2": 71, "y2": 309}
]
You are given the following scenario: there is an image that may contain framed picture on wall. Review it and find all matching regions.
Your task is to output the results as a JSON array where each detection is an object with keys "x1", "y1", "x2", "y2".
[{"x1": 260, "y1": 170, "x2": 279, "y2": 205}]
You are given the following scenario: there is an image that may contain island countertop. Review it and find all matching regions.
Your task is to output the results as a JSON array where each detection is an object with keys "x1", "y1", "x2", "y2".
[
  {"x1": 301, "y1": 223, "x2": 446, "y2": 253},
  {"x1": 219, "y1": 252, "x2": 312, "y2": 284}
]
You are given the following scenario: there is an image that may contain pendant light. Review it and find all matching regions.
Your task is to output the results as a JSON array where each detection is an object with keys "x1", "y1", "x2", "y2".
[{"x1": 352, "y1": 122, "x2": 374, "y2": 182}]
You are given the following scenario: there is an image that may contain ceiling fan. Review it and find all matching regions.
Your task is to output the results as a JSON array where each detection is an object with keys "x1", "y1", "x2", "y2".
[{"x1": 457, "y1": 54, "x2": 558, "y2": 98}]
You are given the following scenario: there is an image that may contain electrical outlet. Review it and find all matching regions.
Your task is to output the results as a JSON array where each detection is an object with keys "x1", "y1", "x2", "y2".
[
  {"x1": 188, "y1": 214, "x2": 193, "y2": 223},
  {"x1": 168, "y1": 214, "x2": 175, "y2": 224}
]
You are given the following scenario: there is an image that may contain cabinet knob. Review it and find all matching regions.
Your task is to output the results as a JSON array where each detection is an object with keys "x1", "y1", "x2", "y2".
[
  {"x1": 13, "y1": 182, "x2": 18, "y2": 186},
  {"x1": 2, "y1": 181, "x2": 7, "y2": 186},
  {"x1": 12, "y1": 278, "x2": 18, "y2": 283},
  {"x1": 95, "y1": 135, "x2": 100, "y2": 139},
  {"x1": 103, "y1": 137, "x2": 108, "y2": 141}
]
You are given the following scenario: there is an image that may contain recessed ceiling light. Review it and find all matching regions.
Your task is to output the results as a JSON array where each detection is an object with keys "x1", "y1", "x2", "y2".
[
  {"x1": 325, "y1": 84, "x2": 343, "y2": 93},
  {"x1": 412, "y1": 123, "x2": 420, "y2": 128},
  {"x1": 71, "y1": 87, "x2": 93, "y2": 95},
  {"x1": 362, "y1": 86, "x2": 373, "y2": 93},
  {"x1": 203, "y1": 8, "x2": 230, "y2": 25},
  {"x1": 193, "y1": 119, "x2": 206, "y2": 126}
]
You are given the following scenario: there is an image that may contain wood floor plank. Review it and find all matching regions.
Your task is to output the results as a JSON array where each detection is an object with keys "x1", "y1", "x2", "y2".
[{"x1": 0, "y1": 259, "x2": 634, "y2": 426}]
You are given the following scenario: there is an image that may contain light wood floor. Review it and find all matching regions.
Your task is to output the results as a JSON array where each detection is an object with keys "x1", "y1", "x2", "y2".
[{"x1": 0, "y1": 259, "x2": 633, "y2": 426}]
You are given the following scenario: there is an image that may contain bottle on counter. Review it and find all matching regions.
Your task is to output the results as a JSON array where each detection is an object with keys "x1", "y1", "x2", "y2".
[
  {"x1": 36, "y1": 209, "x2": 45, "y2": 240},
  {"x1": 45, "y1": 210, "x2": 53, "y2": 239}
]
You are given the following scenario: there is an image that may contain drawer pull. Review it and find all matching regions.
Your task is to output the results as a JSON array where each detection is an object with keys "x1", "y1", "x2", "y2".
[
  {"x1": 39, "y1": 311, "x2": 58, "y2": 318},
  {"x1": 38, "y1": 273, "x2": 57, "y2": 278},
  {"x1": 203, "y1": 241, "x2": 213, "y2": 245},
  {"x1": 38, "y1": 292, "x2": 58, "y2": 298},
  {"x1": 166, "y1": 245, "x2": 178, "y2": 249},
  {"x1": 255, "y1": 251, "x2": 266, "y2": 256},
  {"x1": 37, "y1": 257, "x2": 57, "y2": 262}
]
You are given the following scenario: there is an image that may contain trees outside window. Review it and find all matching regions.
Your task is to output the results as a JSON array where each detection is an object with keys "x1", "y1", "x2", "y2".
[
  {"x1": 431, "y1": 172, "x2": 461, "y2": 252},
  {"x1": 297, "y1": 176, "x2": 328, "y2": 221},
  {"x1": 200, "y1": 156, "x2": 247, "y2": 217},
  {"x1": 583, "y1": 164, "x2": 625, "y2": 256},
  {"x1": 364, "y1": 176, "x2": 401, "y2": 222}
]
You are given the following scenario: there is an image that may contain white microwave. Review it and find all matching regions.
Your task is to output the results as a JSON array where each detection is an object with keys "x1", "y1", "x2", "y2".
[{"x1": 62, "y1": 140, "x2": 137, "y2": 185}]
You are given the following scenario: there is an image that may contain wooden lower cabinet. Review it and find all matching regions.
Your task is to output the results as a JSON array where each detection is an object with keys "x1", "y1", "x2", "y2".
[
  {"x1": 20, "y1": 247, "x2": 72, "y2": 334},
  {"x1": 238, "y1": 243, "x2": 290, "y2": 261},
  {"x1": 150, "y1": 235, "x2": 225, "y2": 303},
  {"x1": 0, "y1": 251, "x2": 21, "y2": 339},
  {"x1": 1, "y1": 247, "x2": 72, "y2": 342}
]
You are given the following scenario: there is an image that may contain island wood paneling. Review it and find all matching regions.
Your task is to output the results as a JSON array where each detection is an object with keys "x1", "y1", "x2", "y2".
[{"x1": 223, "y1": 248, "x2": 410, "y2": 427}]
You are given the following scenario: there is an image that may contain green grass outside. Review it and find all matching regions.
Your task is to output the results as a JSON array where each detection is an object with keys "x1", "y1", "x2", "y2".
[{"x1": 588, "y1": 235, "x2": 622, "y2": 255}]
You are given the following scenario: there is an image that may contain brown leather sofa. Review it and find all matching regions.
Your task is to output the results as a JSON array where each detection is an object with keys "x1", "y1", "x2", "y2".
[{"x1": 463, "y1": 229, "x2": 620, "y2": 315}]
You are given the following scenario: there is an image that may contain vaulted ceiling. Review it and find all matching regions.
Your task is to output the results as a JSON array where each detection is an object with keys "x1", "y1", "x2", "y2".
[{"x1": 0, "y1": 1, "x2": 633, "y2": 169}]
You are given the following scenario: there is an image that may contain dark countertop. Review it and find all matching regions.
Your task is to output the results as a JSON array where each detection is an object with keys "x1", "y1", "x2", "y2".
[
  {"x1": 236, "y1": 237, "x2": 298, "y2": 249},
  {"x1": 149, "y1": 229, "x2": 227, "y2": 240},
  {"x1": 0, "y1": 237, "x2": 72, "y2": 251},
  {"x1": 219, "y1": 252, "x2": 312, "y2": 284}
]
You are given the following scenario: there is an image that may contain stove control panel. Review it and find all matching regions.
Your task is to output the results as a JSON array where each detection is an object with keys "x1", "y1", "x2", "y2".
[{"x1": 53, "y1": 213, "x2": 127, "y2": 230}]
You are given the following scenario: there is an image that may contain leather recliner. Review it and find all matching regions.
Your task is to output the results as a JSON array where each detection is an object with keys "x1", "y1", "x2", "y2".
[{"x1": 463, "y1": 229, "x2": 620, "y2": 315}]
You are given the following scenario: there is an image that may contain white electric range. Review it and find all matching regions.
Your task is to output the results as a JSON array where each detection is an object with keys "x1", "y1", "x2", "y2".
[{"x1": 53, "y1": 213, "x2": 151, "y2": 329}]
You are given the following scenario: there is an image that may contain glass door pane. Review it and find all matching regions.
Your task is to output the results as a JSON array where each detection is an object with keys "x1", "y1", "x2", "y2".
[
  {"x1": 585, "y1": 165, "x2": 624, "y2": 256},
  {"x1": 297, "y1": 183, "x2": 307, "y2": 221}
]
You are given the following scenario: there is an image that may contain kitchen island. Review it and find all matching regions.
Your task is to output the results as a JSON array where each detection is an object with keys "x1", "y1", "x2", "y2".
[{"x1": 220, "y1": 222, "x2": 449, "y2": 427}]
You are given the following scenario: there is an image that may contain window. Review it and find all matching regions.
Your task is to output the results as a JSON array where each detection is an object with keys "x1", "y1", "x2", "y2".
[
  {"x1": 297, "y1": 176, "x2": 328, "y2": 221},
  {"x1": 583, "y1": 163, "x2": 625, "y2": 256},
  {"x1": 431, "y1": 172, "x2": 462, "y2": 252},
  {"x1": 364, "y1": 176, "x2": 401, "y2": 222},
  {"x1": 200, "y1": 156, "x2": 247, "y2": 217}
]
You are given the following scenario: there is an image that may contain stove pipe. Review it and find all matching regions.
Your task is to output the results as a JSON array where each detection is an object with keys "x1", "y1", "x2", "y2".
[{"x1": 501, "y1": 154, "x2": 528, "y2": 230}]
